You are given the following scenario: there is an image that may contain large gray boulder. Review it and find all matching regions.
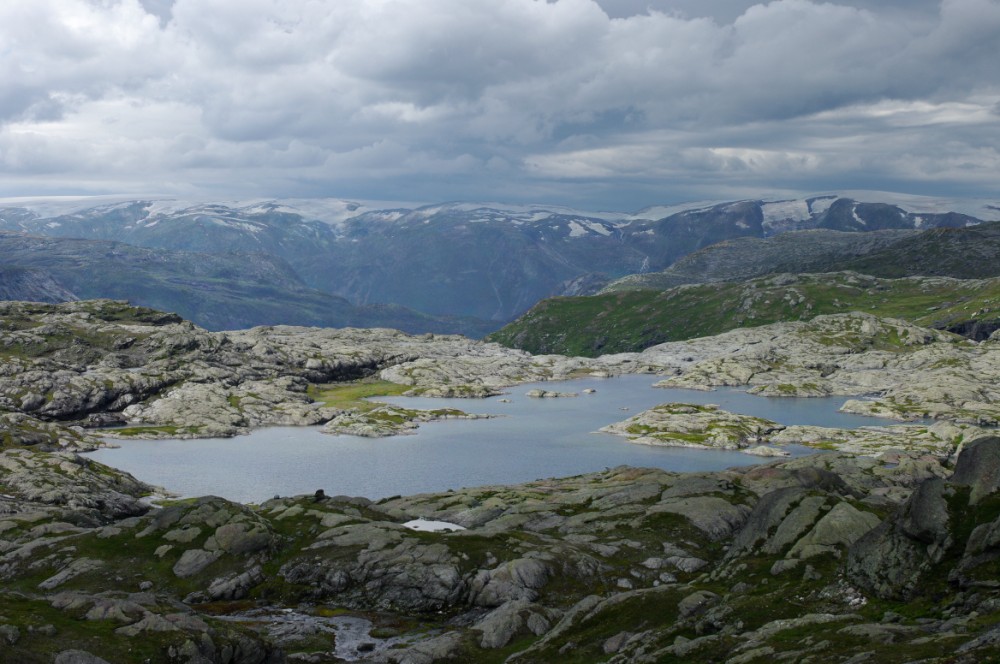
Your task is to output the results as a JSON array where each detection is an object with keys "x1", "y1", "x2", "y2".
[
  {"x1": 951, "y1": 436, "x2": 1000, "y2": 504},
  {"x1": 469, "y1": 558, "x2": 551, "y2": 607},
  {"x1": 847, "y1": 479, "x2": 954, "y2": 600}
]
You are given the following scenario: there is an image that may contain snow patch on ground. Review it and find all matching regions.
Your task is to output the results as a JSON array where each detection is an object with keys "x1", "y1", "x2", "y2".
[{"x1": 403, "y1": 519, "x2": 466, "y2": 533}]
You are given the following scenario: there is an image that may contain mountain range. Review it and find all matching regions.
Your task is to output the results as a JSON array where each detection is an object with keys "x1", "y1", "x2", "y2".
[{"x1": 1, "y1": 193, "x2": 997, "y2": 333}]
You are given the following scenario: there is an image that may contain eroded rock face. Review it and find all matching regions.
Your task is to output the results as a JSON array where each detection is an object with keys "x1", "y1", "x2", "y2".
[{"x1": 0, "y1": 449, "x2": 150, "y2": 521}]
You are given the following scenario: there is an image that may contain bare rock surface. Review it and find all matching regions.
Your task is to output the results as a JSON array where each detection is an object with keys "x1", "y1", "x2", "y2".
[{"x1": 2, "y1": 441, "x2": 1000, "y2": 662}]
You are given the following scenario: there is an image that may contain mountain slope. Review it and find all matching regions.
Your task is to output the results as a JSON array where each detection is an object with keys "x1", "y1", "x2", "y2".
[
  {"x1": 0, "y1": 232, "x2": 494, "y2": 336},
  {"x1": 839, "y1": 221, "x2": 1000, "y2": 278},
  {"x1": 0, "y1": 267, "x2": 77, "y2": 303},
  {"x1": 603, "y1": 228, "x2": 918, "y2": 292},
  {"x1": 488, "y1": 271, "x2": 1000, "y2": 356},
  {"x1": 604, "y1": 220, "x2": 1000, "y2": 295}
]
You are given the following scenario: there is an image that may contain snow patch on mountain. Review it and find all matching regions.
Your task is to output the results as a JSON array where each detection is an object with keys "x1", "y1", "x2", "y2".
[
  {"x1": 762, "y1": 200, "x2": 811, "y2": 223},
  {"x1": 628, "y1": 201, "x2": 721, "y2": 221}
]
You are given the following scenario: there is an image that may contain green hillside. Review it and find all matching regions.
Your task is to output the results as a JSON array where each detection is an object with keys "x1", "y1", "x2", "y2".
[{"x1": 487, "y1": 272, "x2": 1000, "y2": 356}]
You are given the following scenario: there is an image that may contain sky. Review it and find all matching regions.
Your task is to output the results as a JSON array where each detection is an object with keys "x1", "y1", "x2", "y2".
[{"x1": 0, "y1": 0, "x2": 998, "y2": 211}]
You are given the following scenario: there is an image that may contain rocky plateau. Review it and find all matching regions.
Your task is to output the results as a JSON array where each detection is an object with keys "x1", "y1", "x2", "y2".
[{"x1": 4, "y1": 299, "x2": 1000, "y2": 661}]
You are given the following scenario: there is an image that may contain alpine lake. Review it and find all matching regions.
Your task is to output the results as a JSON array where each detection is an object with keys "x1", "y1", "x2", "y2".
[{"x1": 89, "y1": 375, "x2": 894, "y2": 503}]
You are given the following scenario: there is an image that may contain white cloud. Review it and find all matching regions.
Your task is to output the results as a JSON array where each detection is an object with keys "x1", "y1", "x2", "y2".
[{"x1": 0, "y1": 0, "x2": 997, "y2": 208}]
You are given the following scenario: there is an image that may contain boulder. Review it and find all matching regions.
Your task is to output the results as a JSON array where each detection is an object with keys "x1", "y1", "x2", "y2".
[
  {"x1": 473, "y1": 599, "x2": 558, "y2": 649},
  {"x1": 677, "y1": 590, "x2": 719, "y2": 619},
  {"x1": 172, "y1": 549, "x2": 222, "y2": 578},
  {"x1": 787, "y1": 502, "x2": 881, "y2": 559},
  {"x1": 470, "y1": 558, "x2": 551, "y2": 607},
  {"x1": 847, "y1": 479, "x2": 953, "y2": 600},
  {"x1": 951, "y1": 436, "x2": 1000, "y2": 504},
  {"x1": 650, "y1": 496, "x2": 752, "y2": 540}
]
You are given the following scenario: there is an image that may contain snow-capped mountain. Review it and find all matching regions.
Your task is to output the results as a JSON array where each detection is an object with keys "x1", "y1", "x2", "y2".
[{"x1": 1, "y1": 192, "x2": 996, "y2": 327}]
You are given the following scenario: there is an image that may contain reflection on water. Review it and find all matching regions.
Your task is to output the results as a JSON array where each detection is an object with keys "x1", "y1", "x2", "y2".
[{"x1": 90, "y1": 375, "x2": 888, "y2": 504}]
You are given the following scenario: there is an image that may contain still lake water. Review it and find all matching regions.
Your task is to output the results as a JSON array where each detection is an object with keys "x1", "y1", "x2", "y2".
[{"x1": 90, "y1": 375, "x2": 887, "y2": 504}]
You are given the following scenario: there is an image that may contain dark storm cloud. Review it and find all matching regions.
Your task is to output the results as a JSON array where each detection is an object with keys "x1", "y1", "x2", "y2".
[{"x1": 0, "y1": 0, "x2": 997, "y2": 208}]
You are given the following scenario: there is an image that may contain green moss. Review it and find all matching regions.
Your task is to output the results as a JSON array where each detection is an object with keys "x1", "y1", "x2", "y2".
[{"x1": 308, "y1": 379, "x2": 410, "y2": 412}]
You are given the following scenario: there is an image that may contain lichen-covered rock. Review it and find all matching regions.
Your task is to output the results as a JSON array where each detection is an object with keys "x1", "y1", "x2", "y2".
[
  {"x1": 0, "y1": 449, "x2": 151, "y2": 521},
  {"x1": 786, "y1": 502, "x2": 881, "y2": 559}
]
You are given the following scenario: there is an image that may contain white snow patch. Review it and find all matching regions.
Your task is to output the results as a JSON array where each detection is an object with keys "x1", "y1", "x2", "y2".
[
  {"x1": 403, "y1": 519, "x2": 466, "y2": 533},
  {"x1": 807, "y1": 196, "x2": 838, "y2": 215},
  {"x1": 142, "y1": 199, "x2": 201, "y2": 216},
  {"x1": 586, "y1": 221, "x2": 612, "y2": 236},
  {"x1": 628, "y1": 200, "x2": 722, "y2": 221},
  {"x1": 762, "y1": 200, "x2": 811, "y2": 224},
  {"x1": 0, "y1": 195, "x2": 154, "y2": 217},
  {"x1": 565, "y1": 219, "x2": 612, "y2": 237},
  {"x1": 45, "y1": 222, "x2": 61, "y2": 228},
  {"x1": 399, "y1": 201, "x2": 631, "y2": 223},
  {"x1": 833, "y1": 190, "x2": 1000, "y2": 221},
  {"x1": 851, "y1": 206, "x2": 867, "y2": 226}
]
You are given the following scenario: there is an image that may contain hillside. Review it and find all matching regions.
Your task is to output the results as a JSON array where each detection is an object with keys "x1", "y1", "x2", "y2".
[
  {"x1": 0, "y1": 266, "x2": 77, "y2": 303},
  {"x1": 841, "y1": 221, "x2": 1000, "y2": 278},
  {"x1": 602, "y1": 228, "x2": 917, "y2": 292},
  {"x1": 0, "y1": 232, "x2": 494, "y2": 336},
  {"x1": 604, "y1": 221, "x2": 1000, "y2": 294},
  {"x1": 488, "y1": 271, "x2": 1000, "y2": 356}
]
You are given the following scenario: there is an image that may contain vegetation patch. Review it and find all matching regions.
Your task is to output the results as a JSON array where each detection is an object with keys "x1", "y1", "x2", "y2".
[
  {"x1": 488, "y1": 272, "x2": 1000, "y2": 356},
  {"x1": 308, "y1": 379, "x2": 411, "y2": 412}
]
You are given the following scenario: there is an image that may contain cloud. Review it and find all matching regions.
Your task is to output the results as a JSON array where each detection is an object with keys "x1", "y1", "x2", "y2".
[{"x1": 0, "y1": 0, "x2": 997, "y2": 208}]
